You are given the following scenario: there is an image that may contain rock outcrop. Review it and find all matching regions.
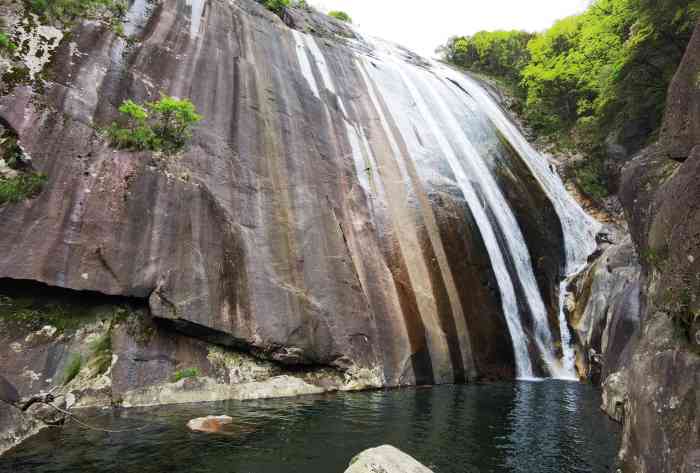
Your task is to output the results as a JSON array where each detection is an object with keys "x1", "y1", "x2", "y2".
[
  {"x1": 345, "y1": 446, "x2": 434, "y2": 473},
  {"x1": 595, "y1": 19, "x2": 700, "y2": 473},
  {"x1": 567, "y1": 231, "x2": 641, "y2": 383},
  {"x1": 0, "y1": 0, "x2": 598, "y2": 397},
  {"x1": 0, "y1": 279, "x2": 383, "y2": 452}
]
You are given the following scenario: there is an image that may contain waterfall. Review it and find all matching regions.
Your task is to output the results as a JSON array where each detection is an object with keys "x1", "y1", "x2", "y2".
[
  {"x1": 293, "y1": 30, "x2": 598, "y2": 380},
  {"x1": 436, "y1": 69, "x2": 601, "y2": 378}
]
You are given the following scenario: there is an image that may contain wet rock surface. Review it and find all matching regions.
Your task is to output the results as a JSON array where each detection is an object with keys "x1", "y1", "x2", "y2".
[{"x1": 567, "y1": 232, "x2": 641, "y2": 383}]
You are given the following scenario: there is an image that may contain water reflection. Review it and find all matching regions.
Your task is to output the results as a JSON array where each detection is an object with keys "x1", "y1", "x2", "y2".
[{"x1": 0, "y1": 382, "x2": 620, "y2": 473}]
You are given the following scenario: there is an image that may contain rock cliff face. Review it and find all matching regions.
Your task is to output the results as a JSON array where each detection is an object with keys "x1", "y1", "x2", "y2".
[
  {"x1": 567, "y1": 232, "x2": 641, "y2": 384},
  {"x1": 0, "y1": 0, "x2": 598, "y2": 399},
  {"x1": 585, "y1": 20, "x2": 700, "y2": 473}
]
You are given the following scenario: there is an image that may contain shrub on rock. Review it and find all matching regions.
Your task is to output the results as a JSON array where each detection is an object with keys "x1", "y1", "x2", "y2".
[{"x1": 107, "y1": 95, "x2": 202, "y2": 154}]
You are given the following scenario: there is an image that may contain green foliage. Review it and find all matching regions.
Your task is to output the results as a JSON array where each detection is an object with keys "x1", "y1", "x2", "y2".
[
  {"x1": 62, "y1": 353, "x2": 82, "y2": 385},
  {"x1": 1, "y1": 132, "x2": 23, "y2": 168},
  {"x1": 148, "y1": 95, "x2": 202, "y2": 149},
  {"x1": 0, "y1": 283, "x2": 134, "y2": 333},
  {"x1": 293, "y1": 0, "x2": 309, "y2": 10},
  {"x1": 90, "y1": 331, "x2": 113, "y2": 375},
  {"x1": 328, "y1": 10, "x2": 352, "y2": 23},
  {"x1": 260, "y1": 0, "x2": 290, "y2": 15},
  {"x1": 107, "y1": 95, "x2": 202, "y2": 153},
  {"x1": 0, "y1": 32, "x2": 17, "y2": 55},
  {"x1": 521, "y1": 0, "x2": 699, "y2": 140},
  {"x1": 440, "y1": 31, "x2": 534, "y2": 87},
  {"x1": 572, "y1": 158, "x2": 609, "y2": 201},
  {"x1": 1, "y1": 65, "x2": 31, "y2": 94},
  {"x1": 0, "y1": 172, "x2": 48, "y2": 205},
  {"x1": 440, "y1": 0, "x2": 700, "y2": 203},
  {"x1": 27, "y1": 0, "x2": 128, "y2": 23},
  {"x1": 171, "y1": 367, "x2": 200, "y2": 382}
]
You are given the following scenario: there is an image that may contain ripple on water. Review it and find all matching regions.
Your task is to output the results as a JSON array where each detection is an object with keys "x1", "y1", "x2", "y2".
[{"x1": 0, "y1": 381, "x2": 621, "y2": 473}]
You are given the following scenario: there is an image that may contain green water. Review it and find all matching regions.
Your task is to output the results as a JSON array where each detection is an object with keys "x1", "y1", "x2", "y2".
[{"x1": 0, "y1": 381, "x2": 621, "y2": 473}]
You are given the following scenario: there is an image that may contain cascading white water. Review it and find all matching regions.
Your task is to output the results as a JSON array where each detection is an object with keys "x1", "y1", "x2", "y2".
[
  {"x1": 186, "y1": 0, "x2": 206, "y2": 35},
  {"x1": 358, "y1": 56, "x2": 536, "y2": 379},
  {"x1": 293, "y1": 29, "x2": 598, "y2": 380},
  {"x1": 436, "y1": 69, "x2": 600, "y2": 274},
  {"x1": 436, "y1": 69, "x2": 601, "y2": 378}
]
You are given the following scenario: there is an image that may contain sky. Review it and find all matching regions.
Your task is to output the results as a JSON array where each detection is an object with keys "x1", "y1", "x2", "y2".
[{"x1": 311, "y1": 0, "x2": 592, "y2": 57}]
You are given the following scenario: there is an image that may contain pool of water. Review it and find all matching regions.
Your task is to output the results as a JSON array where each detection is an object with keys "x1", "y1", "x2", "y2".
[{"x1": 0, "y1": 381, "x2": 620, "y2": 473}]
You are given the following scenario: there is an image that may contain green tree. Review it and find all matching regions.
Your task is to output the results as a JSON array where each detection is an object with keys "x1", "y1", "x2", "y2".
[
  {"x1": 328, "y1": 10, "x2": 352, "y2": 23},
  {"x1": 147, "y1": 95, "x2": 203, "y2": 151},
  {"x1": 107, "y1": 95, "x2": 202, "y2": 153},
  {"x1": 440, "y1": 31, "x2": 534, "y2": 88},
  {"x1": 440, "y1": 0, "x2": 700, "y2": 202},
  {"x1": 28, "y1": 0, "x2": 127, "y2": 23},
  {"x1": 260, "y1": 0, "x2": 290, "y2": 15}
]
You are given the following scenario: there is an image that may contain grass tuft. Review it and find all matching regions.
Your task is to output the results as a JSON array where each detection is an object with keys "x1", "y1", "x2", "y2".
[
  {"x1": 0, "y1": 173, "x2": 48, "y2": 205},
  {"x1": 171, "y1": 367, "x2": 200, "y2": 383},
  {"x1": 62, "y1": 353, "x2": 82, "y2": 385}
]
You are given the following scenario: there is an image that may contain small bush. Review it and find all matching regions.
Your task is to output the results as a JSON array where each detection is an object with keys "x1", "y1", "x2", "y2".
[
  {"x1": 572, "y1": 158, "x2": 608, "y2": 201},
  {"x1": 0, "y1": 173, "x2": 48, "y2": 205},
  {"x1": 1, "y1": 136, "x2": 23, "y2": 168},
  {"x1": 0, "y1": 32, "x2": 17, "y2": 54},
  {"x1": 328, "y1": 10, "x2": 352, "y2": 23},
  {"x1": 29, "y1": 0, "x2": 128, "y2": 23},
  {"x1": 62, "y1": 353, "x2": 82, "y2": 385},
  {"x1": 107, "y1": 95, "x2": 202, "y2": 153},
  {"x1": 171, "y1": 367, "x2": 200, "y2": 382},
  {"x1": 260, "y1": 0, "x2": 290, "y2": 15}
]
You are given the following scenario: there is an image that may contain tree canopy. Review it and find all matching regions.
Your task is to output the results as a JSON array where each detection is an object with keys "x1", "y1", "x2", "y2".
[
  {"x1": 439, "y1": 0, "x2": 699, "y2": 200},
  {"x1": 441, "y1": 0, "x2": 700, "y2": 143},
  {"x1": 328, "y1": 10, "x2": 352, "y2": 23}
]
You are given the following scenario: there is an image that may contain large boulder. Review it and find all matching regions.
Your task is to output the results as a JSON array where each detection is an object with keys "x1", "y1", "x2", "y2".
[
  {"x1": 659, "y1": 20, "x2": 700, "y2": 161},
  {"x1": 567, "y1": 235, "x2": 641, "y2": 383},
  {"x1": 610, "y1": 19, "x2": 700, "y2": 473},
  {"x1": 345, "y1": 446, "x2": 433, "y2": 473}
]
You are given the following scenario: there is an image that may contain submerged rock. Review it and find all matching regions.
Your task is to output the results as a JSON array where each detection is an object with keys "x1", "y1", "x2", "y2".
[
  {"x1": 345, "y1": 446, "x2": 433, "y2": 473},
  {"x1": 186, "y1": 415, "x2": 233, "y2": 433}
]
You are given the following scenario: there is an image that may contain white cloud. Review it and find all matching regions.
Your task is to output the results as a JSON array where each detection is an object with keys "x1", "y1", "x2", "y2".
[{"x1": 311, "y1": 0, "x2": 591, "y2": 57}]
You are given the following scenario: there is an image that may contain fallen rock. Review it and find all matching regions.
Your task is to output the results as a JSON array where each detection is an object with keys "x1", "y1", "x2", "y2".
[
  {"x1": 601, "y1": 370, "x2": 628, "y2": 423},
  {"x1": 345, "y1": 446, "x2": 433, "y2": 473},
  {"x1": 186, "y1": 415, "x2": 233, "y2": 433},
  {"x1": 0, "y1": 403, "x2": 43, "y2": 456}
]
